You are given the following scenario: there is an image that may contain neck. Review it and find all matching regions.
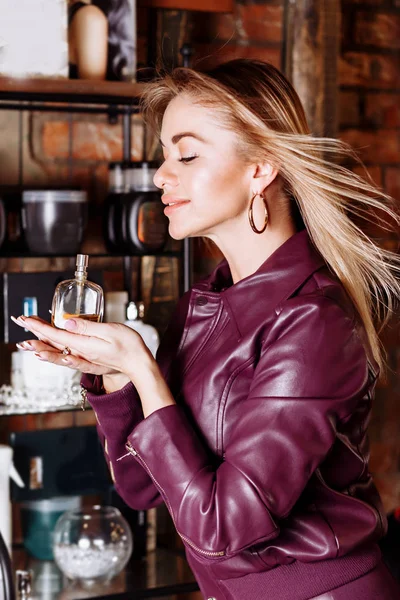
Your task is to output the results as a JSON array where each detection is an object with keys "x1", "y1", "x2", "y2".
[{"x1": 207, "y1": 217, "x2": 298, "y2": 285}]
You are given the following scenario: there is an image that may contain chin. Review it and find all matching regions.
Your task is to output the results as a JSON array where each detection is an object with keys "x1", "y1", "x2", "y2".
[{"x1": 168, "y1": 222, "x2": 199, "y2": 240}]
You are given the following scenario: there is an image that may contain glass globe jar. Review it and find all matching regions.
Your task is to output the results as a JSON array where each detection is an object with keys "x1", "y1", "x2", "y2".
[{"x1": 53, "y1": 505, "x2": 133, "y2": 587}]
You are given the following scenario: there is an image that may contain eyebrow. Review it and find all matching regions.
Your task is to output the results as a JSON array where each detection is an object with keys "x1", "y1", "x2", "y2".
[{"x1": 159, "y1": 132, "x2": 207, "y2": 147}]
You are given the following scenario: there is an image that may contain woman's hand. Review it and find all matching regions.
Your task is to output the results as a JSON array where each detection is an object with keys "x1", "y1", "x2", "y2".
[
  {"x1": 11, "y1": 314, "x2": 152, "y2": 381},
  {"x1": 11, "y1": 315, "x2": 176, "y2": 417}
]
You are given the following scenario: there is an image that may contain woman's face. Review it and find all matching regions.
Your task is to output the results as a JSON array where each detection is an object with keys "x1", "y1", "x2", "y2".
[{"x1": 154, "y1": 94, "x2": 254, "y2": 241}]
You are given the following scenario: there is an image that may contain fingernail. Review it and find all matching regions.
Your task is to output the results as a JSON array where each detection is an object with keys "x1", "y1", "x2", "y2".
[
  {"x1": 62, "y1": 357, "x2": 72, "y2": 365},
  {"x1": 11, "y1": 316, "x2": 26, "y2": 327},
  {"x1": 34, "y1": 353, "x2": 45, "y2": 361},
  {"x1": 16, "y1": 342, "x2": 31, "y2": 351},
  {"x1": 65, "y1": 319, "x2": 77, "y2": 331}
]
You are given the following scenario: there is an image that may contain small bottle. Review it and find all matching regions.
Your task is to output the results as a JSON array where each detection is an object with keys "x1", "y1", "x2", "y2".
[
  {"x1": 51, "y1": 254, "x2": 104, "y2": 329},
  {"x1": 23, "y1": 296, "x2": 38, "y2": 332},
  {"x1": 16, "y1": 570, "x2": 32, "y2": 599},
  {"x1": 124, "y1": 301, "x2": 159, "y2": 357},
  {"x1": 11, "y1": 296, "x2": 38, "y2": 389}
]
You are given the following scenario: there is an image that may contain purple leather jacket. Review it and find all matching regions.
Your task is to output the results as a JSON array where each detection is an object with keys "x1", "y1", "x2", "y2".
[{"x1": 84, "y1": 229, "x2": 387, "y2": 599}]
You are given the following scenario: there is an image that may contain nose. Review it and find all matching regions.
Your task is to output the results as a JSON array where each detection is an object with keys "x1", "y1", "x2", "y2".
[{"x1": 153, "y1": 161, "x2": 179, "y2": 191}]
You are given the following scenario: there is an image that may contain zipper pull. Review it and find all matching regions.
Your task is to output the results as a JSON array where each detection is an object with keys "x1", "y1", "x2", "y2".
[
  {"x1": 117, "y1": 441, "x2": 138, "y2": 462},
  {"x1": 126, "y1": 441, "x2": 138, "y2": 456},
  {"x1": 116, "y1": 452, "x2": 131, "y2": 462},
  {"x1": 80, "y1": 386, "x2": 87, "y2": 411}
]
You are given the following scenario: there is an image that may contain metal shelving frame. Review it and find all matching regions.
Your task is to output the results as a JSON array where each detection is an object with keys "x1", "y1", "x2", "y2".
[{"x1": 0, "y1": 77, "x2": 192, "y2": 293}]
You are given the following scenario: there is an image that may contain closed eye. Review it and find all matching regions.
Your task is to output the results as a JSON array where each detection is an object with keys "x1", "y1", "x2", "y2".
[{"x1": 179, "y1": 155, "x2": 198, "y2": 164}]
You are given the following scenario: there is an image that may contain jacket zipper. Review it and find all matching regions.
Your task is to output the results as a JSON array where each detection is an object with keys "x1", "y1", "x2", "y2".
[
  {"x1": 119, "y1": 441, "x2": 225, "y2": 558},
  {"x1": 80, "y1": 386, "x2": 88, "y2": 411}
]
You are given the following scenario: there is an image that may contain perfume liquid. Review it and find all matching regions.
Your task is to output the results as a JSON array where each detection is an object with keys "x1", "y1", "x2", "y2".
[{"x1": 51, "y1": 255, "x2": 104, "y2": 330}]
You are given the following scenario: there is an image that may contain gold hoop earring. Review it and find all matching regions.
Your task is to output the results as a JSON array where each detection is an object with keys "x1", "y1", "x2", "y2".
[{"x1": 248, "y1": 193, "x2": 269, "y2": 234}]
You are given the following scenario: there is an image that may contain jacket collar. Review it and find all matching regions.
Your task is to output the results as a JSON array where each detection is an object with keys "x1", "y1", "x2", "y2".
[{"x1": 192, "y1": 229, "x2": 326, "y2": 336}]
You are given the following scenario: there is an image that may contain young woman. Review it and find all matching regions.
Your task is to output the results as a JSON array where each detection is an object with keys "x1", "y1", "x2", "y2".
[{"x1": 13, "y1": 59, "x2": 400, "y2": 599}]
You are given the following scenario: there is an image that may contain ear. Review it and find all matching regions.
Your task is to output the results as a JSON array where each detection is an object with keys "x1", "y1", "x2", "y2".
[{"x1": 252, "y1": 162, "x2": 279, "y2": 195}]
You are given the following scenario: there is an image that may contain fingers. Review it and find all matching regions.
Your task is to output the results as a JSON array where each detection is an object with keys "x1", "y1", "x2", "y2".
[
  {"x1": 11, "y1": 315, "x2": 110, "y2": 358},
  {"x1": 16, "y1": 340, "x2": 59, "y2": 353},
  {"x1": 61, "y1": 317, "x2": 115, "y2": 339},
  {"x1": 17, "y1": 339, "x2": 112, "y2": 376},
  {"x1": 35, "y1": 349, "x2": 111, "y2": 376}
]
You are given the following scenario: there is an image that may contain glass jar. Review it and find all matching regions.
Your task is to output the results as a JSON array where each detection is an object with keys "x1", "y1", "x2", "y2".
[{"x1": 53, "y1": 505, "x2": 133, "y2": 588}]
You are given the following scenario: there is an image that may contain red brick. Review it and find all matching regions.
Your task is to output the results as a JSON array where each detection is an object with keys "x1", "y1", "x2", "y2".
[
  {"x1": 346, "y1": 0, "x2": 386, "y2": 4},
  {"x1": 370, "y1": 441, "x2": 400, "y2": 474},
  {"x1": 385, "y1": 167, "x2": 400, "y2": 201},
  {"x1": 355, "y1": 12, "x2": 400, "y2": 49},
  {"x1": 42, "y1": 121, "x2": 70, "y2": 159},
  {"x1": 237, "y1": 4, "x2": 283, "y2": 43},
  {"x1": 74, "y1": 122, "x2": 121, "y2": 161},
  {"x1": 191, "y1": 12, "x2": 236, "y2": 42},
  {"x1": 191, "y1": 4, "x2": 283, "y2": 45},
  {"x1": 381, "y1": 390, "x2": 400, "y2": 443},
  {"x1": 373, "y1": 473, "x2": 400, "y2": 513},
  {"x1": 137, "y1": 34, "x2": 148, "y2": 67},
  {"x1": 193, "y1": 42, "x2": 281, "y2": 71},
  {"x1": 340, "y1": 129, "x2": 400, "y2": 163},
  {"x1": 339, "y1": 52, "x2": 400, "y2": 89},
  {"x1": 365, "y1": 93, "x2": 400, "y2": 128},
  {"x1": 339, "y1": 91, "x2": 361, "y2": 127},
  {"x1": 40, "y1": 117, "x2": 144, "y2": 162},
  {"x1": 351, "y1": 164, "x2": 383, "y2": 187}
]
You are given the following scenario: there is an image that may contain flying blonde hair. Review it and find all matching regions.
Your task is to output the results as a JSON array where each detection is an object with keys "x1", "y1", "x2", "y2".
[{"x1": 140, "y1": 59, "x2": 400, "y2": 376}]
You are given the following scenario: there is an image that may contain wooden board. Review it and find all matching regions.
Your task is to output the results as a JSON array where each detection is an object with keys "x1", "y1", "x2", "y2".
[
  {"x1": 140, "y1": 0, "x2": 233, "y2": 13},
  {"x1": 0, "y1": 76, "x2": 148, "y2": 104}
]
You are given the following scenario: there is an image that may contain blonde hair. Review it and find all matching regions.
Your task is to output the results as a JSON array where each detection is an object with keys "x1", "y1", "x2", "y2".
[{"x1": 141, "y1": 59, "x2": 400, "y2": 376}]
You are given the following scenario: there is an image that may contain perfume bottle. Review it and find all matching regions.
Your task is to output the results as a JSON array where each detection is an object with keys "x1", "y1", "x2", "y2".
[
  {"x1": 51, "y1": 254, "x2": 104, "y2": 329},
  {"x1": 124, "y1": 301, "x2": 159, "y2": 357}
]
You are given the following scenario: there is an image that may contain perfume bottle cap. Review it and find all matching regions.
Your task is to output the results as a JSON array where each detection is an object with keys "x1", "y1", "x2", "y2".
[
  {"x1": 76, "y1": 254, "x2": 89, "y2": 269},
  {"x1": 126, "y1": 301, "x2": 138, "y2": 321},
  {"x1": 126, "y1": 301, "x2": 145, "y2": 321}
]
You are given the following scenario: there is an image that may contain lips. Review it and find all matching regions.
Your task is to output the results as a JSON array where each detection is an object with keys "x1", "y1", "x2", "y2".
[
  {"x1": 163, "y1": 197, "x2": 191, "y2": 217},
  {"x1": 161, "y1": 195, "x2": 190, "y2": 206},
  {"x1": 162, "y1": 195, "x2": 191, "y2": 217}
]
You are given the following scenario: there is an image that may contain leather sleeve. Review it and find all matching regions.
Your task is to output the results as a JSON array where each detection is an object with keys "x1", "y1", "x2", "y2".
[
  {"x1": 124, "y1": 294, "x2": 370, "y2": 557},
  {"x1": 81, "y1": 290, "x2": 192, "y2": 510},
  {"x1": 82, "y1": 374, "x2": 163, "y2": 509}
]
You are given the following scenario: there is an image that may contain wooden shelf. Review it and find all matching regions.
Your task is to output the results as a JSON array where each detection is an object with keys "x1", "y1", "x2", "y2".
[
  {"x1": 140, "y1": 0, "x2": 233, "y2": 12},
  {"x1": 0, "y1": 76, "x2": 148, "y2": 106},
  {"x1": 0, "y1": 403, "x2": 86, "y2": 416},
  {"x1": 0, "y1": 250, "x2": 181, "y2": 259}
]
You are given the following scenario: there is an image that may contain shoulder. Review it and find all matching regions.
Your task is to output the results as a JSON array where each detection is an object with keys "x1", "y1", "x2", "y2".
[
  {"x1": 259, "y1": 286, "x2": 370, "y2": 402},
  {"x1": 268, "y1": 266, "x2": 358, "y2": 347}
]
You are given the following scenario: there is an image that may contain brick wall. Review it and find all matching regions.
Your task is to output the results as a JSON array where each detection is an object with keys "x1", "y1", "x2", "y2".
[
  {"x1": 339, "y1": 0, "x2": 400, "y2": 512},
  {"x1": 188, "y1": 0, "x2": 282, "y2": 71}
]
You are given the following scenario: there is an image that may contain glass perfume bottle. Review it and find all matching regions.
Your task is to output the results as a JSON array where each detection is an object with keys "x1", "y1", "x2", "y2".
[
  {"x1": 51, "y1": 254, "x2": 104, "y2": 329},
  {"x1": 124, "y1": 301, "x2": 159, "y2": 357}
]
